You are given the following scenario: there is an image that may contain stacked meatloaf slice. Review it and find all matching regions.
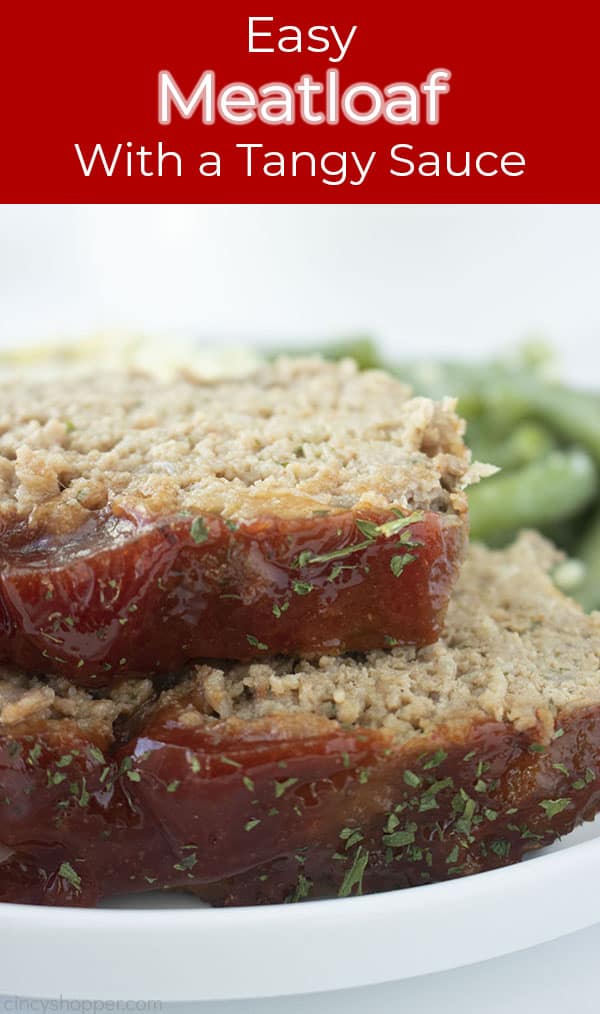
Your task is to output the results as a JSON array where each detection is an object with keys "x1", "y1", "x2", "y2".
[
  {"x1": 0, "y1": 358, "x2": 482, "y2": 681},
  {"x1": 1, "y1": 356, "x2": 599, "y2": 908},
  {"x1": 0, "y1": 533, "x2": 599, "y2": 906}
]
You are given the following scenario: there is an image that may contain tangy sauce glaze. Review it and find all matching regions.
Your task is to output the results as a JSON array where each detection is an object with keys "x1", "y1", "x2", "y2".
[
  {"x1": 0, "y1": 508, "x2": 466, "y2": 685},
  {"x1": 0, "y1": 698, "x2": 599, "y2": 906}
]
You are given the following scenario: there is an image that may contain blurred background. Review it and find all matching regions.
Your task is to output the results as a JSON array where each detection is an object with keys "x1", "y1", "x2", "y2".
[{"x1": 0, "y1": 204, "x2": 598, "y2": 382}]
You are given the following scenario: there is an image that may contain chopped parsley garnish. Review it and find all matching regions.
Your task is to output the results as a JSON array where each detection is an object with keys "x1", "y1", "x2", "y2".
[
  {"x1": 245, "y1": 818, "x2": 261, "y2": 832},
  {"x1": 275, "y1": 777, "x2": 298, "y2": 798},
  {"x1": 539, "y1": 798, "x2": 570, "y2": 818},
  {"x1": 302, "y1": 510, "x2": 424, "y2": 570},
  {"x1": 58, "y1": 861, "x2": 81, "y2": 892},
  {"x1": 246, "y1": 634, "x2": 268, "y2": 651},
  {"x1": 419, "y1": 776, "x2": 454, "y2": 811},
  {"x1": 382, "y1": 824, "x2": 417, "y2": 848},
  {"x1": 446, "y1": 844, "x2": 460, "y2": 864},
  {"x1": 355, "y1": 519, "x2": 379, "y2": 540},
  {"x1": 292, "y1": 581, "x2": 313, "y2": 596},
  {"x1": 422, "y1": 749, "x2": 448, "y2": 770},
  {"x1": 174, "y1": 852, "x2": 197, "y2": 872},
  {"x1": 403, "y1": 770, "x2": 421, "y2": 788},
  {"x1": 272, "y1": 602, "x2": 289, "y2": 619},
  {"x1": 78, "y1": 779, "x2": 90, "y2": 807},
  {"x1": 455, "y1": 797, "x2": 476, "y2": 835},
  {"x1": 384, "y1": 813, "x2": 400, "y2": 834},
  {"x1": 377, "y1": 510, "x2": 424, "y2": 537},
  {"x1": 166, "y1": 780, "x2": 180, "y2": 793},
  {"x1": 305, "y1": 542, "x2": 371, "y2": 565},
  {"x1": 287, "y1": 874, "x2": 312, "y2": 903},
  {"x1": 338, "y1": 846, "x2": 370, "y2": 897},
  {"x1": 572, "y1": 771, "x2": 595, "y2": 790},
  {"x1": 243, "y1": 776, "x2": 255, "y2": 793},
  {"x1": 340, "y1": 829, "x2": 363, "y2": 851},
  {"x1": 47, "y1": 771, "x2": 66, "y2": 787},
  {"x1": 190, "y1": 517, "x2": 209, "y2": 544},
  {"x1": 390, "y1": 553, "x2": 417, "y2": 578}
]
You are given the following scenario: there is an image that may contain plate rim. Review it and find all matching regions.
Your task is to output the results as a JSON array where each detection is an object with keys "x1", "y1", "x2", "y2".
[
  {"x1": 0, "y1": 827, "x2": 598, "y2": 926},
  {"x1": 1, "y1": 826, "x2": 600, "y2": 1001}
]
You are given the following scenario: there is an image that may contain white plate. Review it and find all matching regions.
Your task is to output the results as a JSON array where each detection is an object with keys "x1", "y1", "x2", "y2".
[{"x1": 1, "y1": 817, "x2": 600, "y2": 1002}]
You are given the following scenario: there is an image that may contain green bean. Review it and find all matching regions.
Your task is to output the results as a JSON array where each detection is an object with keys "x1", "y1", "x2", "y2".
[
  {"x1": 390, "y1": 361, "x2": 491, "y2": 417},
  {"x1": 485, "y1": 381, "x2": 600, "y2": 464},
  {"x1": 268, "y1": 337, "x2": 383, "y2": 370},
  {"x1": 573, "y1": 509, "x2": 600, "y2": 612},
  {"x1": 525, "y1": 385, "x2": 600, "y2": 465},
  {"x1": 391, "y1": 357, "x2": 553, "y2": 424},
  {"x1": 468, "y1": 449, "x2": 598, "y2": 543},
  {"x1": 467, "y1": 421, "x2": 555, "y2": 471},
  {"x1": 316, "y1": 337, "x2": 383, "y2": 369}
]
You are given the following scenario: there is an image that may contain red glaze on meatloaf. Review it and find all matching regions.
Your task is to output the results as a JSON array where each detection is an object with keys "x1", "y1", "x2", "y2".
[
  {"x1": 2, "y1": 534, "x2": 593, "y2": 908},
  {"x1": 0, "y1": 697, "x2": 599, "y2": 907},
  {"x1": 0, "y1": 507, "x2": 466, "y2": 685}
]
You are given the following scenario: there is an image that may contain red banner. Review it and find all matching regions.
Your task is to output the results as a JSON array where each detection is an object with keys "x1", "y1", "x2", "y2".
[{"x1": 2, "y1": 0, "x2": 598, "y2": 202}]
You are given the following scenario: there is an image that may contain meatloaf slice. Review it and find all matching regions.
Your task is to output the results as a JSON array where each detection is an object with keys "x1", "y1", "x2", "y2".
[
  {"x1": 1, "y1": 533, "x2": 599, "y2": 907},
  {"x1": 0, "y1": 357, "x2": 484, "y2": 683}
]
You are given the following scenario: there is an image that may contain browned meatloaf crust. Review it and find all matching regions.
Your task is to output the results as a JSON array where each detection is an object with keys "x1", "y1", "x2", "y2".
[
  {"x1": 0, "y1": 533, "x2": 599, "y2": 907},
  {"x1": 0, "y1": 358, "x2": 484, "y2": 684}
]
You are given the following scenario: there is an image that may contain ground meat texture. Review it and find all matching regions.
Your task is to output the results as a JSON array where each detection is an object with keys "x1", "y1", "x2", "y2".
[
  {"x1": 0, "y1": 534, "x2": 599, "y2": 907},
  {"x1": 0, "y1": 358, "x2": 485, "y2": 681},
  {"x1": 0, "y1": 358, "x2": 482, "y2": 526}
]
